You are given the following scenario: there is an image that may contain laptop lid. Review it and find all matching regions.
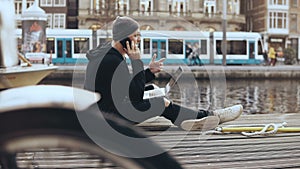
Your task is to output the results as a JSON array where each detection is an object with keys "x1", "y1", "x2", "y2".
[
  {"x1": 143, "y1": 66, "x2": 184, "y2": 99},
  {"x1": 164, "y1": 66, "x2": 183, "y2": 94}
]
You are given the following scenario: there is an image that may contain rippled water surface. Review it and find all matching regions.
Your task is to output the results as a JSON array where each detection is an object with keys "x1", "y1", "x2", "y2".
[
  {"x1": 42, "y1": 78, "x2": 300, "y2": 114},
  {"x1": 165, "y1": 79, "x2": 300, "y2": 114}
]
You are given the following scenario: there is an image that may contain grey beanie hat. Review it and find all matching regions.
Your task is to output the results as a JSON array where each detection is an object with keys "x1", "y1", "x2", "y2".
[{"x1": 112, "y1": 16, "x2": 139, "y2": 41}]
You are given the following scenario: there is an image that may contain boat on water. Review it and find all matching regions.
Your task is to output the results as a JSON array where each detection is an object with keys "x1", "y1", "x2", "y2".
[
  {"x1": 0, "y1": 1, "x2": 57, "y2": 89},
  {"x1": 0, "y1": 63, "x2": 57, "y2": 89}
]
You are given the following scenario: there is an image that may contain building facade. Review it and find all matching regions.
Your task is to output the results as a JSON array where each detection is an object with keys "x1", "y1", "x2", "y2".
[
  {"x1": 13, "y1": 0, "x2": 300, "y2": 60},
  {"x1": 245, "y1": 0, "x2": 300, "y2": 58},
  {"x1": 78, "y1": 0, "x2": 245, "y2": 31},
  {"x1": 15, "y1": 0, "x2": 78, "y2": 29},
  {"x1": 14, "y1": 0, "x2": 246, "y2": 31}
]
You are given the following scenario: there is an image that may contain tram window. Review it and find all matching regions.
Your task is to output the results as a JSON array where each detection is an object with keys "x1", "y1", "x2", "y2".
[
  {"x1": 221, "y1": 40, "x2": 246, "y2": 55},
  {"x1": 46, "y1": 37, "x2": 55, "y2": 54},
  {"x1": 74, "y1": 37, "x2": 89, "y2": 54},
  {"x1": 168, "y1": 39, "x2": 183, "y2": 54},
  {"x1": 217, "y1": 40, "x2": 247, "y2": 55},
  {"x1": 143, "y1": 38, "x2": 150, "y2": 54},
  {"x1": 99, "y1": 38, "x2": 112, "y2": 46},
  {"x1": 185, "y1": 40, "x2": 201, "y2": 57},
  {"x1": 66, "y1": 40, "x2": 72, "y2": 58},
  {"x1": 258, "y1": 40, "x2": 263, "y2": 55},
  {"x1": 216, "y1": 41, "x2": 222, "y2": 54},
  {"x1": 249, "y1": 43, "x2": 255, "y2": 59},
  {"x1": 200, "y1": 40, "x2": 207, "y2": 54}
]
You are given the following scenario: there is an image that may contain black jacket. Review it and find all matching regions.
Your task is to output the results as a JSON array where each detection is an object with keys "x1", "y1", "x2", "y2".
[{"x1": 84, "y1": 42, "x2": 164, "y2": 123}]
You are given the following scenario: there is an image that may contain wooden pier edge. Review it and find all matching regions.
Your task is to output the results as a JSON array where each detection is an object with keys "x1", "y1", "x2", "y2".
[{"x1": 139, "y1": 113, "x2": 300, "y2": 169}]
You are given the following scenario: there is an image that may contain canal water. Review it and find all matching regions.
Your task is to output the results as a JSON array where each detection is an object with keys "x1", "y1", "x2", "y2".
[
  {"x1": 166, "y1": 79, "x2": 300, "y2": 114},
  {"x1": 41, "y1": 78, "x2": 300, "y2": 114}
]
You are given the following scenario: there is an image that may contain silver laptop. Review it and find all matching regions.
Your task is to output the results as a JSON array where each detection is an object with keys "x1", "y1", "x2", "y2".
[{"x1": 143, "y1": 66, "x2": 183, "y2": 99}]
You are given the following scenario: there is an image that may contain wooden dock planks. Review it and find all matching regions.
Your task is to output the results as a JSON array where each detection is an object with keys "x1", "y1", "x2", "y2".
[
  {"x1": 143, "y1": 113, "x2": 300, "y2": 169},
  {"x1": 9, "y1": 113, "x2": 300, "y2": 169}
]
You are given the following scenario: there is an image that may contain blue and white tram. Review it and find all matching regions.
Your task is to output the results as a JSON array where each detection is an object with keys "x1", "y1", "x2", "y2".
[
  {"x1": 139, "y1": 31, "x2": 210, "y2": 64},
  {"x1": 212, "y1": 32, "x2": 264, "y2": 64},
  {"x1": 16, "y1": 29, "x2": 95, "y2": 64},
  {"x1": 45, "y1": 29, "x2": 92, "y2": 64},
  {"x1": 138, "y1": 30, "x2": 264, "y2": 65},
  {"x1": 16, "y1": 29, "x2": 264, "y2": 65}
]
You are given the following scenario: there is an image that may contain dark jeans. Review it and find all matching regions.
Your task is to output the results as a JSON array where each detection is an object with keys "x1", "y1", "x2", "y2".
[
  {"x1": 162, "y1": 102, "x2": 211, "y2": 126},
  {"x1": 270, "y1": 58, "x2": 277, "y2": 66},
  {"x1": 263, "y1": 53, "x2": 269, "y2": 65},
  {"x1": 101, "y1": 101, "x2": 211, "y2": 127}
]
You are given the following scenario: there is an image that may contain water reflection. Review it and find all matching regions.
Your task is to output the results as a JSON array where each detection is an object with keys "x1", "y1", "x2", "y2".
[
  {"x1": 163, "y1": 79, "x2": 300, "y2": 114},
  {"x1": 42, "y1": 78, "x2": 300, "y2": 114}
]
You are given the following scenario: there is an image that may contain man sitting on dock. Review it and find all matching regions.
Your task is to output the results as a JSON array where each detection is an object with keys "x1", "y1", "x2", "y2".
[{"x1": 84, "y1": 16, "x2": 243, "y2": 131}]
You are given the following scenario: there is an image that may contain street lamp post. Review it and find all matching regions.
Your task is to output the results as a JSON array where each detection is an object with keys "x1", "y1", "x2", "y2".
[
  {"x1": 222, "y1": 0, "x2": 227, "y2": 66},
  {"x1": 89, "y1": 24, "x2": 102, "y2": 49}
]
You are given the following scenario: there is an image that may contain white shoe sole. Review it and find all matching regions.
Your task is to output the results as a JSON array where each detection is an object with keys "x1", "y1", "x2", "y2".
[
  {"x1": 218, "y1": 104, "x2": 243, "y2": 124},
  {"x1": 181, "y1": 116, "x2": 220, "y2": 131}
]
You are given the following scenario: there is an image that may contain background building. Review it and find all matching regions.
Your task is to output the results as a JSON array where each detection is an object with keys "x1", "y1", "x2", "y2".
[
  {"x1": 77, "y1": 0, "x2": 245, "y2": 31},
  {"x1": 13, "y1": 0, "x2": 300, "y2": 60},
  {"x1": 15, "y1": 0, "x2": 78, "y2": 29},
  {"x1": 245, "y1": 0, "x2": 300, "y2": 58}
]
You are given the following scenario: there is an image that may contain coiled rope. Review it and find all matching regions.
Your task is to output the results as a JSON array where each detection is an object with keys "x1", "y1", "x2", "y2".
[
  {"x1": 240, "y1": 122, "x2": 287, "y2": 136},
  {"x1": 203, "y1": 122, "x2": 288, "y2": 137}
]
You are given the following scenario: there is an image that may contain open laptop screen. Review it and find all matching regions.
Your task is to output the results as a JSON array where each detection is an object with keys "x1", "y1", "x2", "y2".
[
  {"x1": 165, "y1": 66, "x2": 183, "y2": 94},
  {"x1": 143, "y1": 66, "x2": 183, "y2": 99}
]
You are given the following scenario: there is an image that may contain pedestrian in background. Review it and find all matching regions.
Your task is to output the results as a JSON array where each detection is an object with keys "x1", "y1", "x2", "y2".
[
  {"x1": 268, "y1": 43, "x2": 277, "y2": 66},
  {"x1": 191, "y1": 42, "x2": 203, "y2": 66},
  {"x1": 263, "y1": 49, "x2": 269, "y2": 66},
  {"x1": 185, "y1": 44, "x2": 193, "y2": 66}
]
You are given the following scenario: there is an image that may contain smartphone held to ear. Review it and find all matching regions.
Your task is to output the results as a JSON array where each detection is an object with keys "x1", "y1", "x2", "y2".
[{"x1": 120, "y1": 37, "x2": 131, "y2": 49}]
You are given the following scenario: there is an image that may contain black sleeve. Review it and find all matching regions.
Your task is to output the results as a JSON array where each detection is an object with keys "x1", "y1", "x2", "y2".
[
  {"x1": 129, "y1": 59, "x2": 147, "y2": 102},
  {"x1": 145, "y1": 68, "x2": 155, "y2": 83}
]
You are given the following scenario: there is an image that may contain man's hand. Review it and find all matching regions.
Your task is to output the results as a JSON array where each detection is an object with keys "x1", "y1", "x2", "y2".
[
  {"x1": 124, "y1": 40, "x2": 141, "y2": 60},
  {"x1": 149, "y1": 54, "x2": 165, "y2": 73}
]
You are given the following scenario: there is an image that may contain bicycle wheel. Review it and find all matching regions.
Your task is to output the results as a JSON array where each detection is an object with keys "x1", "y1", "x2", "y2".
[{"x1": 0, "y1": 107, "x2": 183, "y2": 169}]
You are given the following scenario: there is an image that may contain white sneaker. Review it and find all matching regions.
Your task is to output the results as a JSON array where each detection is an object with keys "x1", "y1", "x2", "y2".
[
  {"x1": 180, "y1": 116, "x2": 220, "y2": 131},
  {"x1": 213, "y1": 104, "x2": 243, "y2": 124}
]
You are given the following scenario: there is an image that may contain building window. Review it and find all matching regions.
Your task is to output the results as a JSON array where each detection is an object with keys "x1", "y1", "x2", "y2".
[
  {"x1": 46, "y1": 14, "x2": 52, "y2": 28},
  {"x1": 140, "y1": 0, "x2": 153, "y2": 15},
  {"x1": 15, "y1": 0, "x2": 22, "y2": 15},
  {"x1": 247, "y1": 16, "x2": 253, "y2": 32},
  {"x1": 269, "y1": 0, "x2": 288, "y2": 5},
  {"x1": 203, "y1": 0, "x2": 216, "y2": 16},
  {"x1": 54, "y1": 0, "x2": 66, "y2": 7},
  {"x1": 40, "y1": 0, "x2": 52, "y2": 6},
  {"x1": 292, "y1": 0, "x2": 298, "y2": 7},
  {"x1": 53, "y1": 14, "x2": 65, "y2": 29},
  {"x1": 269, "y1": 11, "x2": 288, "y2": 29},
  {"x1": 247, "y1": 0, "x2": 253, "y2": 10},
  {"x1": 168, "y1": 0, "x2": 189, "y2": 16},
  {"x1": 95, "y1": 0, "x2": 105, "y2": 14},
  {"x1": 15, "y1": 0, "x2": 35, "y2": 14},
  {"x1": 290, "y1": 14, "x2": 297, "y2": 32},
  {"x1": 228, "y1": 0, "x2": 240, "y2": 15},
  {"x1": 116, "y1": 0, "x2": 129, "y2": 15}
]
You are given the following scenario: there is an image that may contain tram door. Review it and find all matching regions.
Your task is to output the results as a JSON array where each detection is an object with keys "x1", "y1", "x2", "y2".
[
  {"x1": 249, "y1": 41, "x2": 255, "y2": 59},
  {"x1": 152, "y1": 39, "x2": 166, "y2": 59},
  {"x1": 56, "y1": 38, "x2": 72, "y2": 63}
]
